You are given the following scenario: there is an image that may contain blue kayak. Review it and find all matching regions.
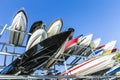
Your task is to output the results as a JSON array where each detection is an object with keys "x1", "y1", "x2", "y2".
[{"x1": 104, "y1": 64, "x2": 120, "y2": 75}]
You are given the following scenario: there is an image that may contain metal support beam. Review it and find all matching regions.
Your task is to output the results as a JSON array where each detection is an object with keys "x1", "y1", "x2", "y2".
[{"x1": 0, "y1": 52, "x2": 21, "y2": 56}]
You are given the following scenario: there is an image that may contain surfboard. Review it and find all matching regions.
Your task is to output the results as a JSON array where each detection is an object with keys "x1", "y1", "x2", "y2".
[
  {"x1": 47, "y1": 18, "x2": 63, "y2": 37},
  {"x1": 9, "y1": 9, "x2": 28, "y2": 46},
  {"x1": 0, "y1": 30, "x2": 73, "y2": 75}
]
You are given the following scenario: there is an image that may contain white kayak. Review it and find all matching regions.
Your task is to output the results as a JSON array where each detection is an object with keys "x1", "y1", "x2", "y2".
[
  {"x1": 74, "y1": 34, "x2": 93, "y2": 55},
  {"x1": 104, "y1": 63, "x2": 120, "y2": 76},
  {"x1": 63, "y1": 53, "x2": 116, "y2": 76},
  {"x1": 9, "y1": 9, "x2": 28, "y2": 46},
  {"x1": 90, "y1": 38, "x2": 101, "y2": 49},
  {"x1": 103, "y1": 40, "x2": 116, "y2": 51},
  {"x1": 64, "y1": 38, "x2": 78, "y2": 51},
  {"x1": 58, "y1": 35, "x2": 83, "y2": 63},
  {"x1": 89, "y1": 40, "x2": 117, "y2": 57},
  {"x1": 26, "y1": 29, "x2": 47, "y2": 51},
  {"x1": 102, "y1": 48, "x2": 117, "y2": 56},
  {"x1": 27, "y1": 21, "x2": 46, "y2": 41},
  {"x1": 64, "y1": 34, "x2": 83, "y2": 53},
  {"x1": 80, "y1": 38, "x2": 101, "y2": 57},
  {"x1": 69, "y1": 38, "x2": 101, "y2": 65},
  {"x1": 47, "y1": 18, "x2": 63, "y2": 37},
  {"x1": 70, "y1": 34, "x2": 93, "y2": 64}
]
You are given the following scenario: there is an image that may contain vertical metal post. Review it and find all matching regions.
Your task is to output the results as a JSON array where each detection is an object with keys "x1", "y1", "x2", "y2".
[
  {"x1": 12, "y1": 46, "x2": 15, "y2": 62},
  {"x1": 54, "y1": 64, "x2": 56, "y2": 75},
  {"x1": 63, "y1": 55, "x2": 68, "y2": 73},
  {"x1": 4, "y1": 46, "x2": 8, "y2": 66}
]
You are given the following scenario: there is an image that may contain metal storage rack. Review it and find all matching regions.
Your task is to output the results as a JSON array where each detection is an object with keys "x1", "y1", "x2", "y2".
[{"x1": 0, "y1": 25, "x2": 119, "y2": 80}]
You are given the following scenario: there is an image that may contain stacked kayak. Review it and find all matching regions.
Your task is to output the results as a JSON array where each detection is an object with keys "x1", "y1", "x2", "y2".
[
  {"x1": 0, "y1": 30, "x2": 73, "y2": 75},
  {"x1": 89, "y1": 40, "x2": 117, "y2": 58},
  {"x1": 59, "y1": 34, "x2": 83, "y2": 63},
  {"x1": 104, "y1": 63, "x2": 120, "y2": 76},
  {"x1": 44, "y1": 27, "x2": 74, "y2": 68},
  {"x1": 9, "y1": 9, "x2": 28, "y2": 46},
  {"x1": 47, "y1": 18, "x2": 63, "y2": 37},
  {"x1": 26, "y1": 21, "x2": 47, "y2": 51},
  {"x1": 27, "y1": 21, "x2": 46, "y2": 42},
  {"x1": 26, "y1": 18, "x2": 63, "y2": 51},
  {"x1": 1, "y1": 9, "x2": 120, "y2": 78},
  {"x1": 69, "y1": 34, "x2": 93, "y2": 63},
  {"x1": 62, "y1": 53, "x2": 116, "y2": 76}
]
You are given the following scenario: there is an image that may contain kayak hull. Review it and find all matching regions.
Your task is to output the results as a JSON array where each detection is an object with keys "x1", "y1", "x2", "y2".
[
  {"x1": 9, "y1": 10, "x2": 27, "y2": 46},
  {"x1": 0, "y1": 30, "x2": 73, "y2": 75}
]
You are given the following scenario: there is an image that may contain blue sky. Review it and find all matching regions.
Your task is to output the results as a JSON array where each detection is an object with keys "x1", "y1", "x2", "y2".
[
  {"x1": 0, "y1": 0, "x2": 120, "y2": 71},
  {"x1": 0, "y1": 0, "x2": 120, "y2": 47}
]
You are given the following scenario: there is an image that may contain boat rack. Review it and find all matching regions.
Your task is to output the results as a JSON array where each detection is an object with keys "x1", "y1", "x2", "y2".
[
  {"x1": 0, "y1": 25, "x2": 28, "y2": 70},
  {"x1": 0, "y1": 75, "x2": 120, "y2": 80},
  {"x1": 0, "y1": 25, "x2": 120, "y2": 80}
]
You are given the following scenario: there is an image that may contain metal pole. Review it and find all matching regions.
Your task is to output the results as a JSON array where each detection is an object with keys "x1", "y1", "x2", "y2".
[{"x1": 0, "y1": 24, "x2": 7, "y2": 36}]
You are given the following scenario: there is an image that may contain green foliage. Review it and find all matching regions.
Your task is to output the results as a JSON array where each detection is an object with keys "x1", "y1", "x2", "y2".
[{"x1": 115, "y1": 52, "x2": 120, "y2": 60}]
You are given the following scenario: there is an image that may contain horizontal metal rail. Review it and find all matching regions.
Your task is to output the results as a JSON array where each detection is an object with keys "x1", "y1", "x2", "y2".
[
  {"x1": 0, "y1": 25, "x2": 32, "y2": 36},
  {"x1": 6, "y1": 27, "x2": 32, "y2": 35},
  {"x1": 0, "y1": 75, "x2": 119, "y2": 79},
  {"x1": 0, "y1": 52, "x2": 21, "y2": 56},
  {"x1": 0, "y1": 42, "x2": 26, "y2": 48}
]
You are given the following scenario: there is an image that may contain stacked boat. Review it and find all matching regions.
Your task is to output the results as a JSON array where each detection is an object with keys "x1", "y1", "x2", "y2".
[
  {"x1": 9, "y1": 9, "x2": 28, "y2": 46},
  {"x1": 0, "y1": 9, "x2": 120, "y2": 80}
]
